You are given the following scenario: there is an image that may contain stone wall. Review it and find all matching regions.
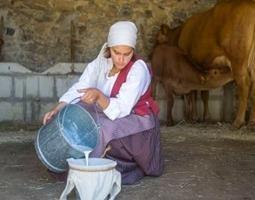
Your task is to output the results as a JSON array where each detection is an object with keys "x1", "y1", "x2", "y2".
[
  {"x1": 0, "y1": 0, "x2": 237, "y2": 124},
  {"x1": 0, "y1": 62, "x2": 83, "y2": 122},
  {"x1": 0, "y1": 0, "x2": 217, "y2": 72},
  {"x1": 0, "y1": 62, "x2": 235, "y2": 124}
]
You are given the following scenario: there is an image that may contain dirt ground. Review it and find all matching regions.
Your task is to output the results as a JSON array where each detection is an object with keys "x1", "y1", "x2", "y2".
[{"x1": 0, "y1": 122, "x2": 254, "y2": 200}]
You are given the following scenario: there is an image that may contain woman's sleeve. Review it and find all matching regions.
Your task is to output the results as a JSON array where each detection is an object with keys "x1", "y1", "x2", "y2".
[
  {"x1": 103, "y1": 60, "x2": 151, "y2": 120},
  {"x1": 59, "y1": 58, "x2": 100, "y2": 103}
]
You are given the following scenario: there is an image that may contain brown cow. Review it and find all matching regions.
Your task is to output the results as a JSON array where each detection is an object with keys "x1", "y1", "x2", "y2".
[
  {"x1": 154, "y1": 25, "x2": 211, "y2": 125},
  {"x1": 151, "y1": 44, "x2": 232, "y2": 125},
  {"x1": 160, "y1": 0, "x2": 255, "y2": 128}
]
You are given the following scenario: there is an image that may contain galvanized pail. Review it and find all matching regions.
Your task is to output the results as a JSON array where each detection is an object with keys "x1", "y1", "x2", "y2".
[{"x1": 35, "y1": 104, "x2": 99, "y2": 173}]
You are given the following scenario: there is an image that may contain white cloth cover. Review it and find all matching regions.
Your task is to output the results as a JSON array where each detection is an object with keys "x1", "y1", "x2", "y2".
[
  {"x1": 59, "y1": 168, "x2": 121, "y2": 200},
  {"x1": 107, "y1": 21, "x2": 137, "y2": 48}
]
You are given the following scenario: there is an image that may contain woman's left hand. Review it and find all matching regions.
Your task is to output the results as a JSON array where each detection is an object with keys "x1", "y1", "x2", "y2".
[{"x1": 78, "y1": 88, "x2": 101, "y2": 104}]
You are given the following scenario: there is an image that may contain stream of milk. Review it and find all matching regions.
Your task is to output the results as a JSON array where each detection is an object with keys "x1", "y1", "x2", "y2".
[
  {"x1": 72, "y1": 145, "x2": 92, "y2": 166},
  {"x1": 84, "y1": 150, "x2": 92, "y2": 166}
]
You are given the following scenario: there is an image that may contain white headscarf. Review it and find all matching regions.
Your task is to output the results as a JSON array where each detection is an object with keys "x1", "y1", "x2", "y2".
[{"x1": 107, "y1": 21, "x2": 137, "y2": 48}]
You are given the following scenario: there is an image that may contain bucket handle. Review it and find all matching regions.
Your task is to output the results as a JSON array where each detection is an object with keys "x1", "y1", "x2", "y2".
[{"x1": 60, "y1": 97, "x2": 101, "y2": 128}]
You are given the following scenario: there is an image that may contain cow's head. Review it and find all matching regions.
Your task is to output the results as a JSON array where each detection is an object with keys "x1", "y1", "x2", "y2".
[
  {"x1": 156, "y1": 24, "x2": 171, "y2": 44},
  {"x1": 201, "y1": 66, "x2": 232, "y2": 87},
  {"x1": 156, "y1": 24, "x2": 182, "y2": 46}
]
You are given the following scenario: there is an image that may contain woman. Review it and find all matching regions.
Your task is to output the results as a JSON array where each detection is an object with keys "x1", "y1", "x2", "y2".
[{"x1": 43, "y1": 21, "x2": 164, "y2": 185}]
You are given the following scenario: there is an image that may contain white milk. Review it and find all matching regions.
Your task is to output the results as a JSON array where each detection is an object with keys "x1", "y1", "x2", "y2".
[
  {"x1": 72, "y1": 145, "x2": 92, "y2": 166},
  {"x1": 84, "y1": 150, "x2": 92, "y2": 166}
]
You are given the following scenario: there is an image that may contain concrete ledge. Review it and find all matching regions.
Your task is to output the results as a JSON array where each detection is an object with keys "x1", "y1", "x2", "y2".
[
  {"x1": 0, "y1": 63, "x2": 32, "y2": 73},
  {"x1": 1, "y1": 123, "x2": 255, "y2": 144},
  {"x1": 42, "y1": 63, "x2": 86, "y2": 74},
  {"x1": 0, "y1": 130, "x2": 35, "y2": 144}
]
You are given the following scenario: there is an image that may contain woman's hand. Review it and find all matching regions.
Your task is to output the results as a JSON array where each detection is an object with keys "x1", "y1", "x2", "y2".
[
  {"x1": 43, "y1": 102, "x2": 67, "y2": 125},
  {"x1": 78, "y1": 88, "x2": 110, "y2": 109},
  {"x1": 78, "y1": 88, "x2": 101, "y2": 104},
  {"x1": 43, "y1": 109, "x2": 58, "y2": 125}
]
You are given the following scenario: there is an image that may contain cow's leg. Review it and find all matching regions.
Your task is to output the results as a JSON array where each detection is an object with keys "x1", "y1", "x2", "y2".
[
  {"x1": 167, "y1": 93, "x2": 174, "y2": 126},
  {"x1": 233, "y1": 73, "x2": 250, "y2": 128},
  {"x1": 201, "y1": 90, "x2": 210, "y2": 121},
  {"x1": 184, "y1": 91, "x2": 198, "y2": 123},
  {"x1": 248, "y1": 78, "x2": 255, "y2": 128},
  {"x1": 190, "y1": 91, "x2": 198, "y2": 122},
  {"x1": 191, "y1": 91, "x2": 198, "y2": 122},
  {"x1": 164, "y1": 84, "x2": 174, "y2": 126},
  {"x1": 183, "y1": 94, "x2": 189, "y2": 121},
  {"x1": 184, "y1": 93, "x2": 192, "y2": 122},
  {"x1": 151, "y1": 78, "x2": 157, "y2": 99}
]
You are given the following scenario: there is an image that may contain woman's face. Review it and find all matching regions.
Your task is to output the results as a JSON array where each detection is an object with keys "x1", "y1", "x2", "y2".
[{"x1": 110, "y1": 45, "x2": 134, "y2": 70}]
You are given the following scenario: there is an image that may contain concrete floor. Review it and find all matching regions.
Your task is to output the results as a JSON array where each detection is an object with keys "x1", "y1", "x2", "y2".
[{"x1": 0, "y1": 123, "x2": 254, "y2": 200}]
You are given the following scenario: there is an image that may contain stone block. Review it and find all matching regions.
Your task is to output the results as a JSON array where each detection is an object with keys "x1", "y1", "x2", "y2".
[
  {"x1": 208, "y1": 99, "x2": 222, "y2": 121},
  {"x1": 14, "y1": 77, "x2": 25, "y2": 98},
  {"x1": 26, "y1": 76, "x2": 39, "y2": 97},
  {"x1": 25, "y1": 101, "x2": 32, "y2": 122},
  {"x1": 0, "y1": 76, "x2": 12, "y2": 97},
  {"x1": 172, "y1": 98, "x2": 185, "y2": 122},
  {"x1": 39, "y1": 76, "x2": 54, "y2": 98},
  {"x1": 155, "y1": 83, "x2": 166, "y2": 99},
  {"x1": 38, "y1": 102, "x2": 58, "y2": 122},
  {"x1": 25, "y1": 101, "x2": 57, "y2": 123},
  {"x1": 56, "y1": 75, "x2": 79, "y2": 98},
  {"x1": 157, "y1": 96, "x2": 185, "y2": 123},
  {"x1": 158, "y1": 99, "x2": 167, "y2": 122},
  {"x1": 209, "y1": 87, "x2": 224, "y2": 97},
  {"x1": 197, "y1": 98, "x2": 222, "y2": 121},
  {"x1": 0, "y1": 102, "x2": 23, "y2": 121}
]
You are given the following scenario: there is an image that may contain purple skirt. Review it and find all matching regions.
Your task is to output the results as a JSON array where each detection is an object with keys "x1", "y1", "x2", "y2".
[
  {"x1": 79, "y1": 102, "x2": 164, "y2": 184},
  {"x1": 106, "y1": 119, "x2": 164, "y2": 185}
]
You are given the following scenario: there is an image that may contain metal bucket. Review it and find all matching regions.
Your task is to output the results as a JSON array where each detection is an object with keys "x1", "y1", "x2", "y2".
[{"x1": 35, "y1": 104, "x2": 99, "y2": 173}]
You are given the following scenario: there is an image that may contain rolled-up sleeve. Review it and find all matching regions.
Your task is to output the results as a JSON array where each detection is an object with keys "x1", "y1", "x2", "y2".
[{"x1": 103, "y1": 60, "x2": 151, "y2": 120}]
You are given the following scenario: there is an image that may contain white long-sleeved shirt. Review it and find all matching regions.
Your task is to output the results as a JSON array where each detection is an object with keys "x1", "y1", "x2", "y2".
[{"x1": 59, "y1": 56, "x2": 151, "y2": 120}]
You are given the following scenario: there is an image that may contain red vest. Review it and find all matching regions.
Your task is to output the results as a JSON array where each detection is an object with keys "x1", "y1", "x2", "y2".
[{"x1": 110, "y1": 56, "x2": 159, "y2": 116}]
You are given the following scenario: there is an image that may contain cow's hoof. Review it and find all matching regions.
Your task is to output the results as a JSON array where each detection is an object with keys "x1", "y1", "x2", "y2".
[
  {"x1": 203, "y1": 114, "x2": 211, "y2": 122},
  {"x1": 166, "y1": 121, "x2": 174, "y2": 127},
  {"x1": 247, "y1": 121, "x2": 255, "y2": 131},
  {"x1": 232, "y1": 120, "x2": 244, "y2": 129},
  {"x1": 191, "y1": 116, "x2": 199, "y2": 123}
]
